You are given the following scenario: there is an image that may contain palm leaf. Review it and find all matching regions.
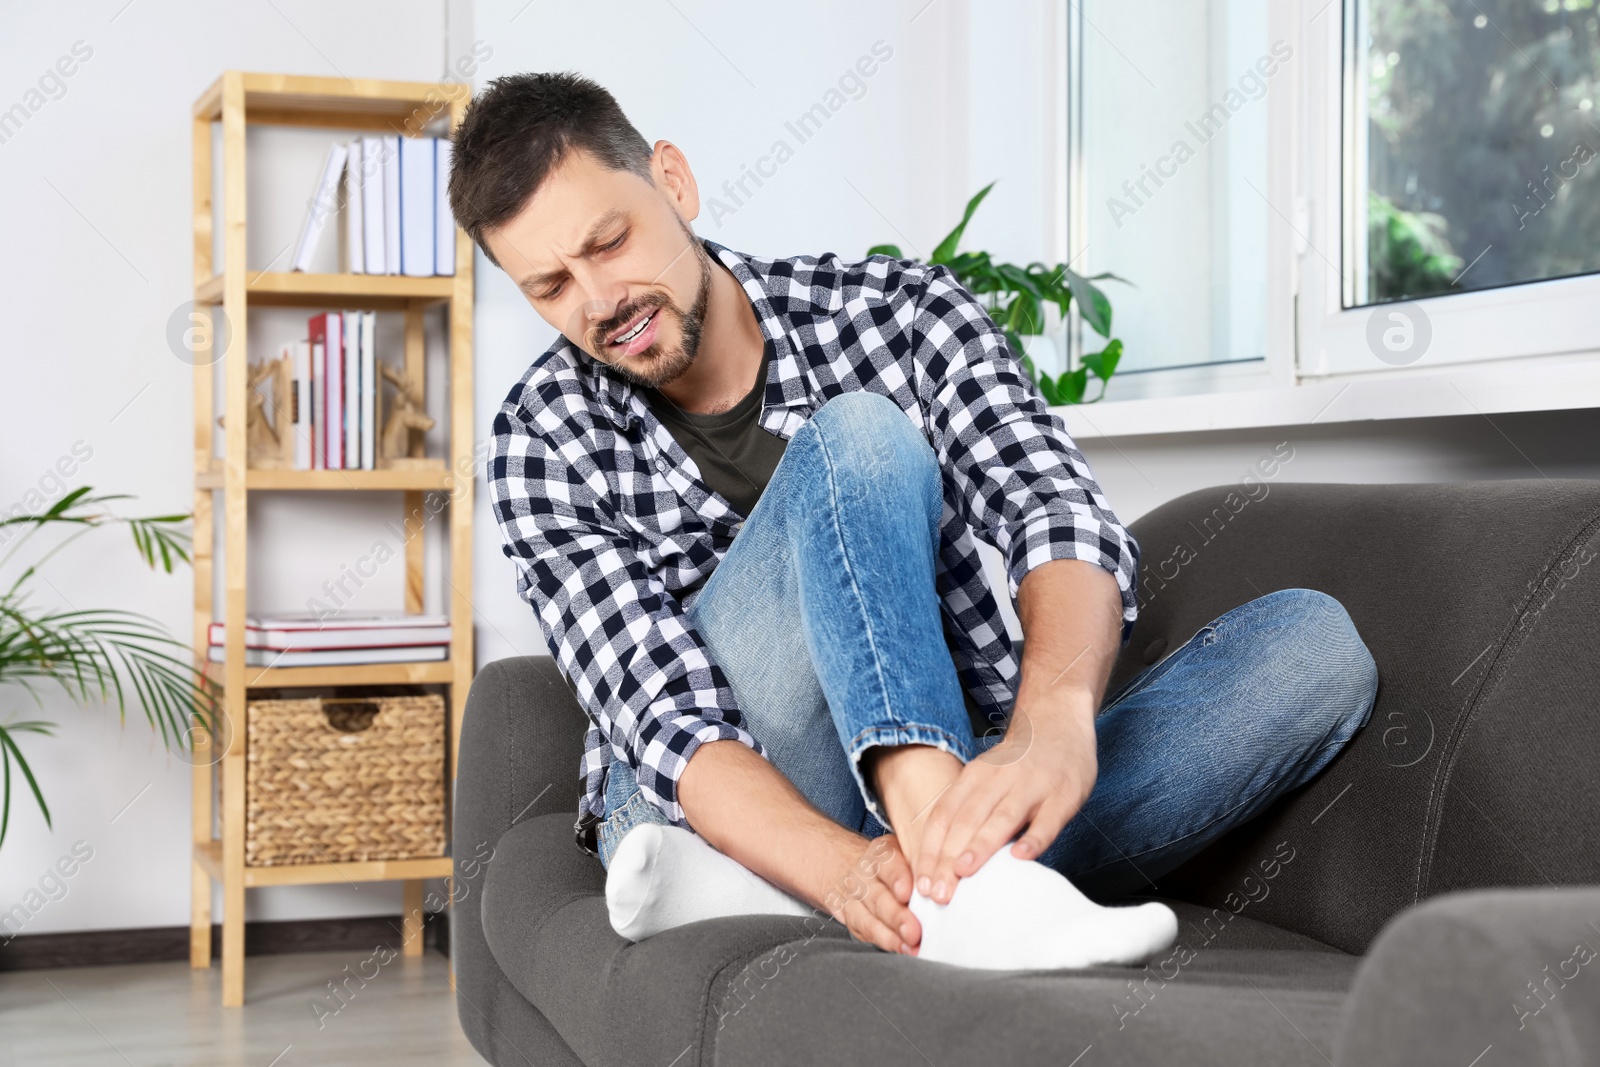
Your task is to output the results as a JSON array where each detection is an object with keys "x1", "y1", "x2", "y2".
[
  {"x1": 0, "y1": 488, "x2": 211, "y2": 850},
  {"x1": 0, "y1": 722, "x2": 55, "y2": 847}
]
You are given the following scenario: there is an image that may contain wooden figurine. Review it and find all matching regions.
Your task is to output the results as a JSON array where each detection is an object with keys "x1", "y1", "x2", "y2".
[
  {"x1": 218, "y1": 356, "x2": 293, "y2": 468},
  {"x1": 378, "y1": 360, "x2": 436, "y2": 468}
]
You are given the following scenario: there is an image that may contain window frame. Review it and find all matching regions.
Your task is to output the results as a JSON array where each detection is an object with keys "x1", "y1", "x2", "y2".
[{"x1": 1060, "y1": 0, "x2": 1600, "y2": 421}]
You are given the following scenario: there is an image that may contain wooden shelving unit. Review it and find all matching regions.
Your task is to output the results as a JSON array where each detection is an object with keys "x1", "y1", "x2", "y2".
[{"x1": 189, "y1": 71, "x2": 474, "y2": 1007}]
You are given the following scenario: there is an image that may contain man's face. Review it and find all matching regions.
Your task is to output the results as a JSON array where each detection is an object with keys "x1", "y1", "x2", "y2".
[{"x1": 483, "y1": 146, "x2": 712, "y2": 390}]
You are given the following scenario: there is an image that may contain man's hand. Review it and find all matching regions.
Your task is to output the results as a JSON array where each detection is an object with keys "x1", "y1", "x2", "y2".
[
  {"x1": 912, "y1": 707, "x2": 1097, "y2": 903},
  {"x1": 912, "y1": 558, "x2": 1122, "y2": 904},
  {"x1": 679, "y1": 739, "x2": 920, "y2": 953},
  {"x1": 817, "y1": 833, "x2": 921, "y2": 955}
]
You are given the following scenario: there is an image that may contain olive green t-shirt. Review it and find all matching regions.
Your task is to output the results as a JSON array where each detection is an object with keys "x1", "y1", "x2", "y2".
[{"x1": 642, "y1": 340, "x2": 787, "y2": 518}]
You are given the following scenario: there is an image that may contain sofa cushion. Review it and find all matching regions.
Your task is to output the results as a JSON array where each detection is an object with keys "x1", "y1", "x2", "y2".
[
  {"x1": 710, "y1": 943, "x2": 1358, "y2": 1067},
  {"x1": 482, "y1": 812, "x2": 1358, "y2": 1067}
]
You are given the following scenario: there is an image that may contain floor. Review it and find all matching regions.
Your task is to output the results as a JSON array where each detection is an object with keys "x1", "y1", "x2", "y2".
[{"x1": 0, "y1": 951, "x2": 489, "y2": 1066}]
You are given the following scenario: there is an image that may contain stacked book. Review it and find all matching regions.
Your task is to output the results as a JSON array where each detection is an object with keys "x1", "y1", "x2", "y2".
[
  {"x1": 207, "y1": 614, "x2": 450, "y2": 668},
  {"x1": 293, "y1": 135, "x2": 455, "y2": 277},
  {"x1": 277, "y1": 310, "x2": 385, "y2": 471}
]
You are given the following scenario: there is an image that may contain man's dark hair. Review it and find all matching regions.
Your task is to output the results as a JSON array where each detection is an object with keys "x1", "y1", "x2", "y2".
[{"x1": 448, "y1": 72, "x2": 653, "y2": 269}]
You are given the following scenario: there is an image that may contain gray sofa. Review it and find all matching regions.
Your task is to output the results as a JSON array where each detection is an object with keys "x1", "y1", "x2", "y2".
[{"x1": 454, "y1": 480, "x2": 1600, "y2": 1067}]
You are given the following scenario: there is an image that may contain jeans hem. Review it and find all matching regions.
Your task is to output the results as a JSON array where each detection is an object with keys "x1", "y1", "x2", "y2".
[
  {"x1": 846, "y1": 722, "x2": 974, "y2": 832},
  {"x1": 597, "y1": 787, "x2": 670, "y2": 870}
]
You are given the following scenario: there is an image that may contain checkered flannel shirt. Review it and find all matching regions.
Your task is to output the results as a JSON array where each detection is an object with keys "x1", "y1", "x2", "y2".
[{"x1": 489, "y1": 238, "x2": 1140, "y2": 840}]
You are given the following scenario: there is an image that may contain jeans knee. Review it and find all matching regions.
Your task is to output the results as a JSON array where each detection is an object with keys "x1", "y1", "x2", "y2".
[
  {"x1": 793, "y1": 392, "x2": 940, "y2": 516},
  {"x1": 1265, "y1": 588, "x2": 1378, "y2": 738}
]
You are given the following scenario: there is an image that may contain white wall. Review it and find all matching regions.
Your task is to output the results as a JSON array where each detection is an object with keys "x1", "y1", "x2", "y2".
[
  {"x1": 0, "y1": 0, "x2": 454, "y2": 936},
  {"x1": 4, "y1": 0, "x2": 1595, "y2": 941},
  {"x1": 469, "y1": 0, "x2": 1068, "y2": 667}
]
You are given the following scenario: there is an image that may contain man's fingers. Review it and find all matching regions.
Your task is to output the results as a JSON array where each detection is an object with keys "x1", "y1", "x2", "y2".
[
  {"x1": 875, "y1": 841, "x2": 915, "y2": 904},
  {"x1": 1010, "y1": 792, "x2": 1075, "y2": 861},
  {"x1": 848, "y1": 905, "x2": 906, "y2": 955},
  {"x1": 923, "y1": 782, "x2": 1006, "y2": 904},
  {"x1": 911, "y1": 781, "x2": 966, "y2": 892},
  {"x1": 868, "y1": 881, "x2": 921, "y2": 949},
  {"x1": 957, "y1": 798, "x2": 1039, "y2": 876}
]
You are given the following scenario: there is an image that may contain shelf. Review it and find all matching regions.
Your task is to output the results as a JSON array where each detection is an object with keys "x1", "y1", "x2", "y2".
[
  {"x1": 194, "y1": 72, "x2": 467, "y2": 132},
  {"x1": 195, "y1": 271, "x2": 455, "y2": 309},
  {"x1": 204, "y1": 659, "x2": 455, "y2": 688},
  {"x1": 192, "y1": 69, "x2": 475, "y2": 1005},
  {"x1": 196, "y1": 463, "x2": 451, "y2": 491},
  {"x1": 194, "y1": 842, "x2": 452, "y2": 887}
]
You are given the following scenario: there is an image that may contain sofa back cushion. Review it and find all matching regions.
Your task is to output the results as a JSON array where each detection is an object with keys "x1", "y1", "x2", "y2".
[{"x1": 1116, "y1": 479, "x2": 1600, "y2": 953}]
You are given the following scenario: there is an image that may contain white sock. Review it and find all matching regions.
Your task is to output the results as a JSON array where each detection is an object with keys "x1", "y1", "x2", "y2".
[
  {"x1": 909, "y1": 848, "x2": 1177, "y2": 970},
  {"x1": 605, "y1": 823, "x2": 814, "y2": 941}
]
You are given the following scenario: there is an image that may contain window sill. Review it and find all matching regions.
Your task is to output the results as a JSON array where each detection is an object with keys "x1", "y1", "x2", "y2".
[{"x1": 1055, "y1": 351, "x2": 1600, "y2": 441}]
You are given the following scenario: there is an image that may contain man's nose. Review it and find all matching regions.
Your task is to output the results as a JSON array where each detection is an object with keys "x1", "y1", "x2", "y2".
[{"x1": 579, "y1": 278, "x2": 630, "y2": 323}]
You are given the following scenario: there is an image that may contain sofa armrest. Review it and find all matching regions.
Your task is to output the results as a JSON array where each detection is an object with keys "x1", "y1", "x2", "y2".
[
  {"x1": 1335, "y1": 885, "x2": 1600, "y2": 1066},
  {"x1": 455, "y1": 656, "x2": 586, "y2": 865},
  {"x1": 453, "y1": 655, "x2": 588, "y2": 1067}
]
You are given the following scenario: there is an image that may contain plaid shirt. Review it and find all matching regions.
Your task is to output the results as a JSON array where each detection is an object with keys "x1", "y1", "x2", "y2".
[{"x1": 489, "y1": 238, "x2": 1140, "y2": 837}]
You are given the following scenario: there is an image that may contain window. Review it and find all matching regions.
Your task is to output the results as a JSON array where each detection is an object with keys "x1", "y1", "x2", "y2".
[
  {"x1": 1065, "y1": 0, "x2": 1600, "y2": 403},
  {"x1": 1069, "y1": 0, "x2": 1276, "y2": 380},
  {"x1": 1347, "y1": 0, "x2": 1600, "y2": 308}
]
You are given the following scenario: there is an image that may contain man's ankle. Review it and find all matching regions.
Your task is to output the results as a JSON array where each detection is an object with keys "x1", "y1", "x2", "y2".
[{"x1": 867, "y1": 744, "x2": 962, "y2": 850}]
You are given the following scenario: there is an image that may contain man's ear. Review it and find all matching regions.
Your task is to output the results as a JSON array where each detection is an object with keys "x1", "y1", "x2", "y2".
[{"x1": 650, "y1": 140, "x2": 701, "y2": 225}]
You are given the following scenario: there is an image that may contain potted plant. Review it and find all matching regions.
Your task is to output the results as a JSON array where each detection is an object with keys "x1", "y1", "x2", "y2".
[
  {"x1": 870, "y1": 181, "x2": 1128, "y2": 404},
  {"x1": 0, "y1": 487, "x2": 217, "y2": 848}
]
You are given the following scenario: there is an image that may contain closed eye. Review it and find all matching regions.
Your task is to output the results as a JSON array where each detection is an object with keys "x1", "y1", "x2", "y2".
[{"x1": 534, "y1": 230, "x2": 628, "y2": 300}]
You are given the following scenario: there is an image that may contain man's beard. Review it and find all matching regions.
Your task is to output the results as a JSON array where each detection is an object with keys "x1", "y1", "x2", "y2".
[{"x1": 588, "y1": 234, "x2": 713, "y2": 391}]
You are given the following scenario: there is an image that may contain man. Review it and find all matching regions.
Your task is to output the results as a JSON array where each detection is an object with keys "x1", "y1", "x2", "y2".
[{"x1": 452, "y1": 72, "x2": 1378, "y2": 969}]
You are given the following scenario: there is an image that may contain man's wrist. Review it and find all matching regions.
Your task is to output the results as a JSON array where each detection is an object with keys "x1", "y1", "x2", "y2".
[
  {"x1": 1010, "y1": 687, "x2": 1098, "y2": 737},
  {"x1": 798, "y1": 821, "x2": 876, "y2": 914}
]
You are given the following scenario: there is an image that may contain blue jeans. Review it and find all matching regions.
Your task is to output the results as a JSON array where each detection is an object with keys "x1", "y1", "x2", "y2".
[{"x1": 597, "y1": 392, "x2": 1378, "y2": 900}]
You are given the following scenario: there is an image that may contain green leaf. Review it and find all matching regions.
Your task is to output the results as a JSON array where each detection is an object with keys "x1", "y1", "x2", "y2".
[
  {"x1": 1057, "y1": 367, "x2": 1090, "y2": 405},
  {"x1": 0, "y1": 724, "x2": 53, "y2": 849},
  {"x1": 930, "y1": 181, "x2": 996, "y2": 265},
  {"x1": 867, "y1": 244, "x2": 903, "y2": 259},
  {"x1": 995, "y1": 263, "x2": 1045, "y2": 301},
  {"x1": 1037, "y1": 373, "x2": 1064, "y2": 405},
  {"x1": 948, "y1": 250, "x2": 993, "y2": 277},
  {"x1": 1082, "y1": 338, "x2": 1123, "y2": 382},
  {"x1": 1006, "y1": 292, "x2": 1043, "y2": 337},
  {"x1": 1064, "y1": 269, "x2": 1113, "y2": 337}
]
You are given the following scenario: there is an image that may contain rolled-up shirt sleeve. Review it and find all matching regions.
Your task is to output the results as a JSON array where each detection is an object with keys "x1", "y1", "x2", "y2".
[
  {"x1": 909, "y1": 263, "x2": 1141, "y2": 639},
  {"x1": 488, "y1": 401, "x2": 763, "y2": 829}
]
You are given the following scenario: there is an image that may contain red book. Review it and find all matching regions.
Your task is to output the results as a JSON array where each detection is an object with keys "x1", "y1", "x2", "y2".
[{"x1": 307, "y1": 312, "x2": 343, "y2": 469}]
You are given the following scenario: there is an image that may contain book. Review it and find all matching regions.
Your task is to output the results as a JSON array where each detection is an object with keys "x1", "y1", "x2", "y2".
[
  {"x1": 308, "y1": 313, "x2": 343, "y2": 469},
  {"x1": 293, "y1": 142, "x2": 348, "y2": 273},
  {"x1": 434, "y1": 137, "x2": 454, "y2": 276},
  {"x1": 361, "y1": 137, "x2": 386, "y2": 276},
  {"x1": 290, "y1": 341, "x2": 311, "y2": 469},
  {"x1": 206, "y1": 644, "x2": 449, "y2": 667},
  {"x1": 309, "y1": 339, "x2": 325, "y2": 469},
  {"x1": 400, "y1": 136, "x2": 435, "y2": 277},
  {"x1": 360, "y1": 309, "x2": 377, "y2": 469},
  {"x1": 382, "y1": 134, "x2": 401, "y2": 275},
  {"x1": 209, "y1": 615, "x2": 451, "y2": 650},
  {"x1": 341, "y1": 140, "x2": 365, "y2": 274},
  {"x1": 342, "y1": 310, "x2": 361, "y2": 469},
  {"x1": 220, "y1": 612, "x2": 449, "y2": 632}
]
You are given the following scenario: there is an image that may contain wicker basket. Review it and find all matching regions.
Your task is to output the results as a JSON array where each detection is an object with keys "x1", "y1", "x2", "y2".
[{"x1": 242, "y1": 694, "x2": 446, "y2": 867}]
